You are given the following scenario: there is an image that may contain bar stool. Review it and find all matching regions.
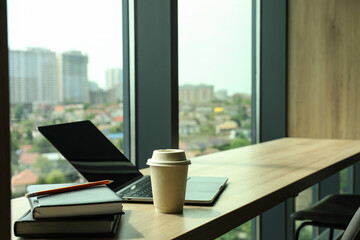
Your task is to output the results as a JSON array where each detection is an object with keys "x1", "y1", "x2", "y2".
[
  {"x1": 291, "y1": 194, "x2": 360, "y2": 240},
  {"x1": 341, "y1": 207, "x2": 360, "y2": 240}
]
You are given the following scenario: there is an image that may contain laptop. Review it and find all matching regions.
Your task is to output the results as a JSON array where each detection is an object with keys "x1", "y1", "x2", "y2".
[{"x1": 37, "y1": 120, "x2": 228, "y2": 205}]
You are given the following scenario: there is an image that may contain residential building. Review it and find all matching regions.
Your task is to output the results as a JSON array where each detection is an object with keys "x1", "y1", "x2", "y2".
[
  {"x1": 179, "y1": 84, "x2": 214, "y2": 103},
  {"x1": 215, "y1": 89, "x2": 228, "y2": 101},
  {"x1": 11, "y1": 169, "x2": 38, "y2": 195},
  {"x1": 89, "y1": 85, "x2": 123, "y2": 105}
]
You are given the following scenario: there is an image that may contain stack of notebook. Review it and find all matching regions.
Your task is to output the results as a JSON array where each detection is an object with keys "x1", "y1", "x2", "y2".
[{"x1": 14, "y1": 183, "x2": 124, "y2": 238}]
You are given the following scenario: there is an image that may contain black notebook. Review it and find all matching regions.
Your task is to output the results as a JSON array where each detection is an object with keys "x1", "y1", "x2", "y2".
[
  {"x1": 14, "y1": 209, "x2": 121, "y2": 238},
  {"x1": 27, "y1": 183, "x2": 123, "y2": 219}
]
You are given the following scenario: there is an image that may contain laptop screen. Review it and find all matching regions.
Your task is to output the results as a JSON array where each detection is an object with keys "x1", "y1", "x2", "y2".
[{"x1": 37, "y1": 120, "x2": 143, "y2": 192}]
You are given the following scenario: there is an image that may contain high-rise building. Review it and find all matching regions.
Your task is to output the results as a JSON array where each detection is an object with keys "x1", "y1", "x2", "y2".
[
  {"x1": 105, "y1": 68, "x2": 123, "y2": 102},
  {"x1": 58, "y1": 51, "x2": 89, "y2": 103},
  {"x1": 9, "y1": 48, "x2": 58, "y2": 105},
  {"x1": 106, "y1": 68, "x2": 122, "y2": 90},
  {"x1": 88, "y1": 81, "x2": 100, "y2": 92}
]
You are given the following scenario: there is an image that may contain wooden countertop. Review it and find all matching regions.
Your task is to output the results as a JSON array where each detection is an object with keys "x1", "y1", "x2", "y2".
[{"x1": 11, "y1": 138, "x2": 360, "y2": 239}]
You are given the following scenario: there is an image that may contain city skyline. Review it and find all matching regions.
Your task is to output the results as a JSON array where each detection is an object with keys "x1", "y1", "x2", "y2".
[
  {"x1": 8, "y1": 48, "x2": 123, "y2": 105},
  {"x1": 7, "y1": 0, "x2": 252, "y2": 95},
  {"x1": 10, "y1": 47, "x2": 241, "y2": 107},
  {"x1": 7, "y1": 0, "x2": 123, "y2": 90},
  {"x1": 9, "y1": 46, "x2": 248, "y2": 100}
]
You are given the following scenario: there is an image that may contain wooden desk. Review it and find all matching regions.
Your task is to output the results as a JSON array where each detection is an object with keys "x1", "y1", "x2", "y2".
[{"x1": 11, "y1": 138, "x2": 360, "y2": 239}]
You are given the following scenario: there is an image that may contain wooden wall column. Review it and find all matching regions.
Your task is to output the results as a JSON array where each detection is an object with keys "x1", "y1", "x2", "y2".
[{"x1": 288, "y1": 0, "x2": 360, "y2": 139}]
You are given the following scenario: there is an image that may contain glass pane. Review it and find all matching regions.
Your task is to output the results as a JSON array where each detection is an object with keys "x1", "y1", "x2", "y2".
[
  {"x1": 178, "y1": 0, "x2": 253, "y2": 239},
  {"x1": 295, "y1": 169, "x2": 351, "y2": 240},
  {"x1": 340, "y1": 167, "x2": 352, "y2": 194},
  {"x1": 7, "y1": 0, "x2": 123, "y2": 198},
  {"x1": 295, "y1": 187, "x2": 315, "y2": 239}
]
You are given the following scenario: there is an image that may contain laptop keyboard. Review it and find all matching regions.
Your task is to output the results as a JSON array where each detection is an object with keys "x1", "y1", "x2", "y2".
[{"x1": 122, "y1": 179, "x2": 153, "y2": 198}]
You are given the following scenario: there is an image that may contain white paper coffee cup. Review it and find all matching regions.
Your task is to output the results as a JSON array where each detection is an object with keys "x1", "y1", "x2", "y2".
[{"x1": 147, "y1": 149, "x2": 191, "y2": 213}]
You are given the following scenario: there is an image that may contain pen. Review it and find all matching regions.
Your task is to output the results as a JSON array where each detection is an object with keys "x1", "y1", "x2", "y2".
[{"x1": 25, "y1": 179, "x2": 114, "y2": 198}]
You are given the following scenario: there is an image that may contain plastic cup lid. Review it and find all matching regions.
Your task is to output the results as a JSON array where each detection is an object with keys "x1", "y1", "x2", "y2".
[
  {"x1": 151, "y1": 149, "x2": 187, "y2": 162},
  {"x1": 147, "y1": 158, "x2": 191, "y2": 166}
]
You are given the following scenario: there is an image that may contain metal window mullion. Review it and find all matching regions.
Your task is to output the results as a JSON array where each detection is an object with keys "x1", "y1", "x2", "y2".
[
  {"x1": 0, "y1": 0, "x2": 11, "y2": 238},
  {"x1": 258, "y1": 0, "x2": 288, "y2": 239},
  {"x1": 122, "y1": 0, "x2": 131, "y2": 161},
  {"x1": 134, "y1": 0, "x2": 178, "y2": 169}
]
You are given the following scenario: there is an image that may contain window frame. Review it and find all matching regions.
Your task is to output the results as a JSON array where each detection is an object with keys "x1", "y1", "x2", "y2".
[
  {"x1": 2, "y1": 0, "x2": 351, "y2": 238},
  {"x1": 0, "y1": 0, "x2": 11, "y2": 238},
  {"x1": 130, "y1": 0, "x2": 257, "y2": 168},
  {"x1": 128, "y1": 0, "x2": 179, "y2": 169},
  {"x1": 257, "y1": 0, "x2": 288, "y2": 238}
]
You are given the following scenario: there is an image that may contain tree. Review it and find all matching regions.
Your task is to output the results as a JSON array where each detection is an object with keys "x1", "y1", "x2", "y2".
[
  {"x1": 217, "y1": 221, "x2": 252, "y2": 240},
  {"x1": 85, "y1": 113, "x2": 96, "y2": 120},
  {"x1": 34, "y1": 156, "x2": 55, "y2": 173},
  {"x1": 231, "y1": 114, "x2": 242, "y2": 126},
  {"x1": 21, "y1": 120, "x2": 36, "y2": 143},
  {"x1": 11, "y1": 131, "x2": 21, "y2": 151},
  {"x1": 109, "y1": 123, "x2": 123, "y2": 133},
  {"x1": 242, "y1": 121, "x2": 251, "y2": 130},
  {"x1": 56, "y1": 159, "x2": 81, "y2": 182},
  {"x1": 32, "y1": 138, "x2": 56, "y2": 153},
  {"x1": 64, "y1": 172, "x2": 80, "y2": 183},
  {"x1": 117, "y1": 138, "x2": 124, "y2": 151},
  {"x1": 83, "y1": 102, "x2": 90, "y2": 110},
  {"x1": 200, "y1": 124, "x2": 215, "y2": 135},
  {"x1": 45, "y1": 169, "x2": 66, "y2": 184},
  {"x1": 24, "y1": 129, "x2": 33, "y2": 142},
  {"x1": 231, "y1": 94, "x2": 243, "y2": 106},
  {"x1": 230, "y1": 137, "x2": 250, "y2": 149},
  {"x1": 22, "y1": 120, "x2": 35, "y2": 131},
  {"x1": 12, "y1": 104, "x2": 24, "y2": 120}
]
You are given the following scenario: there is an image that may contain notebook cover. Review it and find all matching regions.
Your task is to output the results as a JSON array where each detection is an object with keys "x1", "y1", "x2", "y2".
[
  {"x1": 27, "y1": 183, "x2": 123, "y2": 219},
  {"x1": 14, "y1": 209, "x2": 122, "y2": 237}
]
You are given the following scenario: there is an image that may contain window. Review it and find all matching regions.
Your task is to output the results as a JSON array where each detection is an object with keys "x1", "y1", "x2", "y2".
[
  {"x1": 178, "y1": 0, "x2": 252, "y2": 157},
  {"x1": 178, "y1": 0, "x2": 253, "y2": 239},
  {"x1": 295, "y1": 188, "x2": 315, "y2": 239},
  {"x1": 7, "y1": 0, "x2": 124, "y2": 198},
  {"x1": 2, "y1": 0, "x2": 294, "y2": 236},
  {"x1": 295, "y1": 168, "x2": 353, "y2": 239}
]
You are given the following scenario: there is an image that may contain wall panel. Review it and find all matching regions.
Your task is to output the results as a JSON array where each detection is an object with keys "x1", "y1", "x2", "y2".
[{"x1": 288, "y1": 0, "x2": 360, "y2": 139}]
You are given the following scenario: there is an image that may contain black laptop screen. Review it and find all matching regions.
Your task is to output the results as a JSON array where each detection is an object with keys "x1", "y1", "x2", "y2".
[{"x1": 37, "y1": 120, "x2": 143, "y2": 192}]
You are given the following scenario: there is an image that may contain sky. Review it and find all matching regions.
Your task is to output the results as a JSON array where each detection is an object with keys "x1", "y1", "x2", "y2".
[
  {"x1": 178, "y1": 0, "x2": 252, "y2": 95},
  {"x1": 7, "y1": 0, "x2": 123, "y2": 89},
  {"x1": 7, "y1": 0, "x2": 252, "y2": 94}
]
